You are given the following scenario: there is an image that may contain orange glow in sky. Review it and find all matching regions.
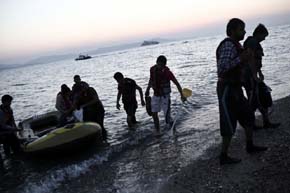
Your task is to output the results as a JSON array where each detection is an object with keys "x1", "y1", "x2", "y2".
[{"x1": 0, "y1": 0, "x2": 289, "y2": 63}]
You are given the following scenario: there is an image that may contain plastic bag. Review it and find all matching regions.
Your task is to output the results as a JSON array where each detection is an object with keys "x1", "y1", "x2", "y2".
[{"x1": 73, "y1": 108, "x2": 83, "y2": 122}]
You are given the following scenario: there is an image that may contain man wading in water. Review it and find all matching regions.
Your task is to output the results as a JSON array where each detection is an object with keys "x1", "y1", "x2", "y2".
[
  {"x1": 114, "y1": 72, "x2": 145, "y2": 128},
  {"x1": 145, "y1": 55, "x2": 186, "y2": 136}
]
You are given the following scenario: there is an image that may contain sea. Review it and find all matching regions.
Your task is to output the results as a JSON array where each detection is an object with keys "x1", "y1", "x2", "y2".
[{"x1": 0, "y1": 24, "x2": 290, "y2": 193}]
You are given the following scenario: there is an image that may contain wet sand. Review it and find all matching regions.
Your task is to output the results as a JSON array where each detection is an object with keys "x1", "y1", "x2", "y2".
[{"x1": 159, "y1": 95, "x2": 290, "y2": 193}]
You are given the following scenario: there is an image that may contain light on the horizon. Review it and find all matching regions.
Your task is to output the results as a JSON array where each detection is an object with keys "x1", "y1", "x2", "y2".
[{"x1": 0, "y1": 0, "x2": 289, "y2": 63}]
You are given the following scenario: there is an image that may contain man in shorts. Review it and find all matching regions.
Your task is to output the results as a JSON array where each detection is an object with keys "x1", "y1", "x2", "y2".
[{"x1": 145, "y1": 55, "x2": 186, "y2": 135}]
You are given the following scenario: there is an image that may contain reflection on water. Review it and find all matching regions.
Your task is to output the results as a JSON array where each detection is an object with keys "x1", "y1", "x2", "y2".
[{"x1": 0, "y1": 24, "x2": 290, "y2": 193}]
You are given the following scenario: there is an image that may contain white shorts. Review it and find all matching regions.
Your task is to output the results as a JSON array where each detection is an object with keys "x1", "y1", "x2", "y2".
[{"x1": 151, "y1": 94, "x2": 171, "y2": 123}]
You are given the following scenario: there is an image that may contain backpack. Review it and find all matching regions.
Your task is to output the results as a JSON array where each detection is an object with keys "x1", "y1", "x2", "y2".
[{"x1": 258, "y1": 82, "x2": 272, "y2": 108}]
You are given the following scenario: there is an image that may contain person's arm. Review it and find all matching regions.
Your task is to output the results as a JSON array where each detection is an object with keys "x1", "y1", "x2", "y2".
[
  {"x1": 81, "y1": 88, "x2": 100, "y2": 108},
  {"x1": 136, "y1": 85, "x2": 145, "y2": 106},
  {"x1": 171, "y1": 76, "x2": 186, "y2": 102},
  {"x1": 81, "y1": 98, "x2": 99, "y2": 108},
  {"x1": 166, "y1": 67, "x2": 186, "y2": 102},
  {"x1": 0, "y1": 111, "x2": 20, "y2": 133},
  {"x1": 243, "y1": 38, "x2": 261, "y2": 82},
  {"x1": 11, "y1": 111, "x2": 17, "y2": 129},
  {"x1": 247, "y1": 50, "x2": 261, "y2": 83},
  {"x1": 145, "y1": 78, "x2": 151, "y2": 97},
  {"x1": 116, "y1": 91, "x2": 121, "y2": 110},
  {"x1": 55, "y1": 94, "x2": 66, "y2": 114},
  {"x1": 258, "y1": 69, "x2": 264, "y2": 81}
]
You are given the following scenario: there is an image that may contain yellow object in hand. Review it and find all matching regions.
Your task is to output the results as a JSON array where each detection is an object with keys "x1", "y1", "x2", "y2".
[{"x1": 182, "y1": 88, "x2": 192, "y2": 98}]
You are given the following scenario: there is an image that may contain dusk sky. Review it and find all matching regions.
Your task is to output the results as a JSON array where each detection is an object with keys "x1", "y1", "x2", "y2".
[{"x1": 0, "y1": 0, "x2": 290, "y2": 64}]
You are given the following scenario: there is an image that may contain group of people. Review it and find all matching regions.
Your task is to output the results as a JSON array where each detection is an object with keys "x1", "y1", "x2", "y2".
[
  {"x1": 216, "y1": 18, "x2": 280, "y2": 165},
  {"x1": 55, "y1": 75, "x2": 106, "y2": 139},
  {"x1": 0, "y1": 18, "x2": 280, "y2": 166},
  {"x1": 0, "y1": 54, "x2": 187, "y2": 160},
  {"x1": 114, "y1": 55, "x2": 186, "y2": 136}
]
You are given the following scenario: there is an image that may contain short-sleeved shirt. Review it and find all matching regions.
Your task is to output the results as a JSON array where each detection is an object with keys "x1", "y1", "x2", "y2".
[
  {"x1": 78, "y1": 87, "x2": 100, "y2": 107},
  {"x1": 118, "y1": 78, "x2": 137, "y2": 104},
  {"x1": 151, "y1": 66, "x2": 175, "y2": 81},
  {"x1": 243, "y1": 36, "x2": 264, "y2": 70},
  {"x1": 150, "y1": 65, "x2": 176, "y2": 96}
]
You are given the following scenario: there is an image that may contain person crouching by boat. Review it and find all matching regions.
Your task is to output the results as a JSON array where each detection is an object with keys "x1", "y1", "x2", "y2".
[
  {"x1": 55, "y1": 84, "x2": 75, "y2": 127},
  {"x1": 0, "y1": 95, "x2": 22, "y2": 157},
  {"x1": 75, "y1": 85, "x2": 107, "y2": 140},
  {"x1": 145, "y1": 55, "x2": 186, "y2": 136},
  {"x1": 113, "y1": 72, "x2": 145, "y2": 128}
]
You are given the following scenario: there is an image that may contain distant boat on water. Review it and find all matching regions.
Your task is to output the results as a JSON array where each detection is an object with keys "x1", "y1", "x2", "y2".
[
  {"x1": 75, "y1": 54, "x2": 92, "y2": 61},
  {"x1": 141, "y1": 40, "x2": 159, "y2": 46}
]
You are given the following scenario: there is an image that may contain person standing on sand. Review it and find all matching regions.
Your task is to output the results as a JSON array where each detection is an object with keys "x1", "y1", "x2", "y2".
[
  {"x1": 243, "y1": 24, "x2": 280, "y2": 129},
  {"x1": 216, "y1": 18, "x2": 267, "y2": 165},
  {"x1": 145, "y1": 55, "x2": 186, "y2": 136}
]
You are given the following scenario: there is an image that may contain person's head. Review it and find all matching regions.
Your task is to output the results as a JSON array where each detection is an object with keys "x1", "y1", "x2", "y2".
[
  {"x1": 1, "y1": 94, "x2": 13, "y2": 107},
  {"x1": 156, "y1": 55, "x2": 167, "y2": 66},
  {"x1": 253, "y1": 24, "x2": 268, "y2": 42},
  {"x1": 74, "y1": 75, "x2": 81, "y2": 83},
  {"x1": 226, "y1": 18, "x2": 246, "y2": 41},
  {"x1": 113, "y1": 72, "x2": 124, "y2": 83},
  {"x1": 61, "y1": 84, "x2": 71, "y2": 95}
]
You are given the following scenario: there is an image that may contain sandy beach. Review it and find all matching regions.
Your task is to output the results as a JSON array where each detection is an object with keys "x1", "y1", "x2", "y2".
[{"x1": 159, "y1": 95, "x2": 290, "y2": 193}]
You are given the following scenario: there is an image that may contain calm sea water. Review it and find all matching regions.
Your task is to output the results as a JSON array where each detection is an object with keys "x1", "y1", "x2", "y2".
[{"x1": 0, "y1": 24, "x2": 290, "y2": 193}]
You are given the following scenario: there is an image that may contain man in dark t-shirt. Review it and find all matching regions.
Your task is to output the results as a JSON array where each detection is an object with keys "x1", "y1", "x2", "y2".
[
  {"x1": 75, "y1": 85, "x2": 107, "y2": 140},
  {"x1": 72, "y1": 75, "x2": 89, "y2": 103},
  {"x1": 0, "y1": 95, "x2": 22, "y2": 157},
  {"x1": 243, "y1": 24, "x2": 280, "y2": 129},
  {"x1": 114, "y1": 72, "x2": 145, "y2": 128}
]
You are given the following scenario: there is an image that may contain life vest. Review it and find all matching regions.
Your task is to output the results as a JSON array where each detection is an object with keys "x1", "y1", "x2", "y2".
[
  {"x1": 150, "y1": 65, "x2": 171, "y2": 96},
  {"x1": 0, "y1": 105, "x2": 14, "y2": 126},
  {"x1": 216, "y1": 38, "x2": 244, "y2": 84}
]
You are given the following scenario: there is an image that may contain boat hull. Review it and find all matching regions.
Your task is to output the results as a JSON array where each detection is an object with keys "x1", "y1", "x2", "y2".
[
  {"x1": 19, "y1": 112, "x2": 102, "y2": 154},
  {"x1": 23, "y1": 122, "x2": 102, "y2": 154}
]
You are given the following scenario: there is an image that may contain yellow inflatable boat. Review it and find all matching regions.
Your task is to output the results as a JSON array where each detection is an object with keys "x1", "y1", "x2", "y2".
[{"x1": 19, "y1": 112, "x2": 102, "y2": 154}]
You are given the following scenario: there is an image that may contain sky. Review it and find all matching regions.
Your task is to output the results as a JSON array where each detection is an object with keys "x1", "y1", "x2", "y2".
[{"x1": 0, "y1": 0, "x2": 290, "y2": 64}]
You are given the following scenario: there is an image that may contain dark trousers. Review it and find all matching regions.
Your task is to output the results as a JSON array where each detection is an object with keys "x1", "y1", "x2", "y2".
[
  {"x1": 1, "y1": 133, "x2": 21, "y2": 156},
  {"x1": 83, "y1": 103, "x2": 107, "y2": 139}
]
